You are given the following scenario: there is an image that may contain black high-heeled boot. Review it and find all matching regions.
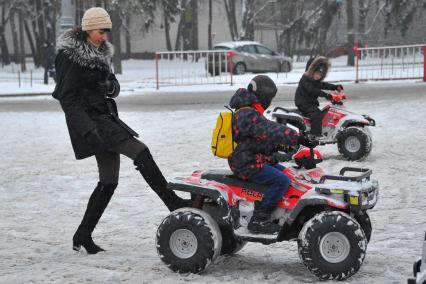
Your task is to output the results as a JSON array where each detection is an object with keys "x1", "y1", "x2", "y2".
[
  {"x1": 73, "y1": 182, "x2": 117, "y2": 254},
  {"x1": 134, "y1": 148, "x2": 192, "y2": 211}
]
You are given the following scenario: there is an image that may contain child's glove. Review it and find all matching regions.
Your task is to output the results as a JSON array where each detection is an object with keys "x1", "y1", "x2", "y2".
[
  {"x1": 335, "y1": 84, "x2": 344, "y2": 91},
  {"x1": 272, "y1": 152, "x2": 293, "y2": 163}
]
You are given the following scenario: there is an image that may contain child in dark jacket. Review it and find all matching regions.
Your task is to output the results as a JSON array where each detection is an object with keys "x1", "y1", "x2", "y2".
[
  {"x1": 294, "y1": 56, "x2": 343, "y2": 137},
  {"x1": 228, "y1": 75, "x2": 315, "y2": 234}
]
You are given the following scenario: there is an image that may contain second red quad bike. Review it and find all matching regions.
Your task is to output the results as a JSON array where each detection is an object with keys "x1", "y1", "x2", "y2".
[
  {"x1": 266, "y1": 92, "x2": 375, "y2": 161},
  {"x1": 155, "y1": 148, "x2": 379, "y2": 280}
]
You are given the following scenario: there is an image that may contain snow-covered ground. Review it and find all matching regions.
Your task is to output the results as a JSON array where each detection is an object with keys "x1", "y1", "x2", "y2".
[{"x1": 1, "y1": 88, "x2": 426, "y2": 283}]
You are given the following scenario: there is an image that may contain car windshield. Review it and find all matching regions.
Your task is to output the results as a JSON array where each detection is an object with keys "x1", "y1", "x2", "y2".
[
  {"x1": 256, "y1": 45, "x2": 274, "y2": 55},
  {"x1": 241, "y1": 45, "x2": 256, "y2": 54}
]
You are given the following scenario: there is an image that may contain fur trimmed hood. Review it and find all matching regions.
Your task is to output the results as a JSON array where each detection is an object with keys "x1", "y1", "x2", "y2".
[
  {"x1": 56, "y1": 28, "x2": 113, "y2": 71},
  {"x1": 305, "y1": 56, "x2": 330, "y2": 80}
]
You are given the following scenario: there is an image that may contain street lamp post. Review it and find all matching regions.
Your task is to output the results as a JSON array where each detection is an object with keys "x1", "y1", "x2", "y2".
[{"x1": 60, "y1": 0, "x2": 74, "y2": 33}]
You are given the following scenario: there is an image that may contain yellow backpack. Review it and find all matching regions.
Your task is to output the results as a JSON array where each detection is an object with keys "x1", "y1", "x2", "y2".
[{"x1": 211, "y1": 106, "x2": 250, "y2": 158}]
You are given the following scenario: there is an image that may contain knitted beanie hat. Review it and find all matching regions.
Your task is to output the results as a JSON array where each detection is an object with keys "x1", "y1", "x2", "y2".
[{"x1": 81, "y1": 7, "x2": 112, "y2": 31}]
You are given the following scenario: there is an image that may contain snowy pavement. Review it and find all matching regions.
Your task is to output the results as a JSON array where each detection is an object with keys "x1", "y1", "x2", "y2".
[{"x1": 1, "y1": 85, "x2": 426, "y2": 283}]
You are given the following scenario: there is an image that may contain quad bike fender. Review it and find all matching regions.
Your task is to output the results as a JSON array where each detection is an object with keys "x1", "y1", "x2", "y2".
[
  {"x1": 277, "y1": 190, "x2": 347, "y2": 241},
  {"x1": 334, "y1": 120, "x2": 371, "y2": 141},
  {"x1": 335, "y1": 113, "x2": 374, "y2": 133},
  {"x1": 286, "y1": 190, "x2": 347, "y2": 225},
  {"x1": 167, "y1": 178, "x2": 235, "y2": 226}
]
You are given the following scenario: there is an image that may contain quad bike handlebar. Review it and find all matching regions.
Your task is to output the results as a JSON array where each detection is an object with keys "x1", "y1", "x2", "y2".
[{"x1": 328, "y1": 92, "x2": 347, "y2": 105}]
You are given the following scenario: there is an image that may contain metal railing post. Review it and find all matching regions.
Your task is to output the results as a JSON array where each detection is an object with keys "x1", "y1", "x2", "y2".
[
  {"x1": 423, "y1": 46, "x2": 426, "y2": 82},
  {"x1": 230, "y1": 59, "x2": 234, "y2": 86},
  {"x1": 355, "y1": 47, "x2": 359, "y2": 83},
  {"x1": 155, "y1": 52, "x2": 160, "y2": 90}
]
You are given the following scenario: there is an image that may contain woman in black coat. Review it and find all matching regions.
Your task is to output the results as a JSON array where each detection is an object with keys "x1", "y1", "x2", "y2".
[
  {"x1": 294, "y1": 56, "x2": 343, "y2": 137},
  {"x1": 52, "y1": 7, "x2": 189, "y2": 254}
]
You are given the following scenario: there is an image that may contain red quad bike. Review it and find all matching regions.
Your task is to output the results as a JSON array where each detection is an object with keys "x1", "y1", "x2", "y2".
[
  {"x1": 155, "y1": 148, "x2": 379, "y2": 280},
  {"x1": 266, "y1": 92, "x2": 375, "y2": 161}
]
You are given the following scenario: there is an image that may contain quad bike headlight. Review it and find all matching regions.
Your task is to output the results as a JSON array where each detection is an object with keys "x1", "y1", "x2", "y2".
[{"x1": 349, "y1": 196, "x2": 359, "y2": 205}]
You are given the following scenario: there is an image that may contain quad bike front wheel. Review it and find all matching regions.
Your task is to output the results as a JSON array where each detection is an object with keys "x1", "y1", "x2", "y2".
[
  {"x1": 220, "y1": 225, "x2": 247, "y2": 255},
  {"x1": 298, "y1": 211, "x2": 367, "y2": 280},
  {"x1": 355, "y1": 212, "x2": 372, "y2": 243},
  {"x1": 156, "y1": 208, "x2": 222, "y2": 273},
  {"x1": 202, "y1": 203, "x2": 247, "y2": 255},
  {"x1": 337, "y1": 126, "x2": 372, "y2": 161}
]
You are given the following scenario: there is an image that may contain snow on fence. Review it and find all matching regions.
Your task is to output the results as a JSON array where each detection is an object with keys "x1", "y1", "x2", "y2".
[
  {"x1": 155, "y1": 50, "x2": 234, "y2": 89},
  {"x1": 355, "y1": 44, "x2": 426, "y2": 82}
]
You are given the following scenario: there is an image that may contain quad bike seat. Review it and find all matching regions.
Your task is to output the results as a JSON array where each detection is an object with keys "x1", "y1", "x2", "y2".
[
  {"x1": 271, "y1": 107, "x2": 305, "y2": 130},
  {"x1": 201, "y1": 170, "x2": 269, "y2": 193}
]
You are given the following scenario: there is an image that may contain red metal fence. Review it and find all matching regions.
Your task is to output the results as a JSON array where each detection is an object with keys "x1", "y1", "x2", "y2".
[
  {"x1": 155, "y1": 50, "x2": 234, "y2": 90},
  {"x1": 355, "y1": 44, "x2": 426, "y2": 82}
]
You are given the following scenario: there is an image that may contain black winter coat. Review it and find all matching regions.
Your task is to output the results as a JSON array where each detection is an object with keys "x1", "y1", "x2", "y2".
[
  {"x1": 228, "y1": 88, "x2": 299, "y2": 180},
  {"x1": 52, "y1": 28, "x2": 138, "y2": 160},
  {"x1": 294, "y1": 74, "x2": 338, "y2": 107},
  {"x1": 294, "y1": 57, "x2": 338, "y2": 108}
]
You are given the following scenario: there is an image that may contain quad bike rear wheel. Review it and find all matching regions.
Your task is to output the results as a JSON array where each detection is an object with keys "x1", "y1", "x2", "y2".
[
  {"x1": 156, "y1": 208, "x2": 222, "y2": 273},
  {"x1": 337, "y1": 126, "x2": 372, "y2": 161},
  {"x1": 298, "y1": 211, "x2": 367, "y2": 280}
]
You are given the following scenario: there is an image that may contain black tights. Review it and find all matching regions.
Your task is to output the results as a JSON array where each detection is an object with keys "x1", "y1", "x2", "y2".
[{"x1": 95, "y1": 137, "x2": 148, "y2": 184}]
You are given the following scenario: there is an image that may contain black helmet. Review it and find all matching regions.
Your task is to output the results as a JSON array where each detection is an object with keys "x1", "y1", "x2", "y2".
[{"x1": 247, "y1": 75, "x2": 277, "y2": 109}]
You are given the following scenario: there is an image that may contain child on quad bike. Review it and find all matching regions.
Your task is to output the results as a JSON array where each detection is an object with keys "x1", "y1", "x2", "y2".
[
  {"x1": 228, "y1": 75, "x2": 316, "y2": 234},
  {"x1": 294, "y1": 56, "x2": 344, "y2": 138}
]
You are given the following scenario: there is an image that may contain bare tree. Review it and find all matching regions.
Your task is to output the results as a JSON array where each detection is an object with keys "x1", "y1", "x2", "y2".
[
  {"x1": 0, "y1": 0, "x2": 13, "y2": 65},
  {"x1": 347, "y1": 0, "x2": 355, "y2": 66},
  {"x1": 383, "y1": 0, "x2": 425, "y2": 37},
  {"x1": 223, "y1": 0, "x2": 238, "y2": 40},
  {"x1": 18, "y1": 7, "x2": 25, "y2": 71},
  {"x1": 9, "y1": 5, "x2": 19, "y2": 63},
  {"x1": 208, "y1": 0, "x2": 212, "y2": 49}
]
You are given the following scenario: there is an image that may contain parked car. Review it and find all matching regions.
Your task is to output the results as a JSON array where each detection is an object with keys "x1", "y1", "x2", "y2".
[{"x1": 207, "y1": 41, "x2": 293, "y2": 75}]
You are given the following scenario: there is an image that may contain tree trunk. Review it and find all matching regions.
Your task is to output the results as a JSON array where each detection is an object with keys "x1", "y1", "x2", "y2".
[
  {"x1": 358, "y1": 0, "x2": 369, "y2": 46},
  {"x1": 24, "y1": 20, "x2": 39, "y2": 67},
  {"x1": 164, "y1": 13, "x2": 172, "y2": 51},
  {"x1": 35, "y1": 0, "x2": 46, "y2": 67},
  {"x1": 51, "y1": 0, "x2": 59, "y2": 47},
  {"x1": 240, "y1": 0, "x2": 255, "y2": 40},
  {"x1": 18, "y1": 9, "x2": 26, "y2": 72},
  {"x1": 174, "y1": 0, "x2": 188, "y2": 51},
  {"x1": 208, "y1": 0, "x2": 212, "y2": 49},
  {"x1": 346, "y1": 0, "x2": 355, "y2": 66},
  {"x1": 125, "y1": 14, "x2": 131, "y2": 59},
  {"x1": 110, "y1": 4, "x2": 122, "y2": 74},
  {"x1": 9, "y1": 9, "x2": 19, "y2": 63},
  {"x1": 224, "y1": 0, "x2": 238, "y2": 40},
  {"x1": 0, "y1": 30, "x2": 10, "y2": 65},
  {"x1": 0, "y1": 2, "x2": 10, "y2": 65},
  {"x1": 181, "y1": 0, "x2": 198, "y2": 51}
]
